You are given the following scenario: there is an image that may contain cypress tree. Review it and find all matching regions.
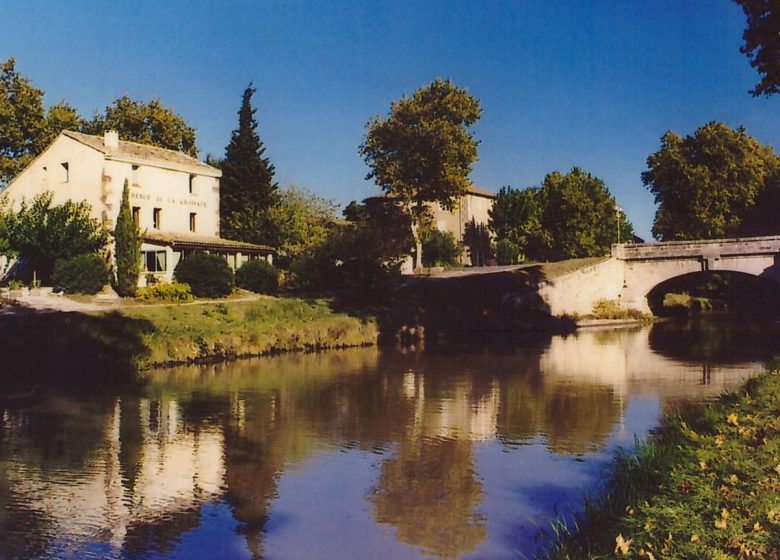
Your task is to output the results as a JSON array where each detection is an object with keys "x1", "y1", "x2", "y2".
[
  {"x1": 220, "y1": 83, "x2": 279, "y2": 245},
  {"x1": 114, "y1": 178, "x2": 141, "y2": 296}
]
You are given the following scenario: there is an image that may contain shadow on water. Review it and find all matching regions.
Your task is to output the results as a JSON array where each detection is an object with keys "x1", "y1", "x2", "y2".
[
  {"x1": 648, "y1": 317, "x2": 780, "y2": 364},
  {"x1": 0, "y1": 311, "x2": 154, "y2": 393}
]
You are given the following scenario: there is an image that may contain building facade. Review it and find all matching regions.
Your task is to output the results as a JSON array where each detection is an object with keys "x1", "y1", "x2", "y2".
[{"x1": 1, "y1": 130, "x2": 273, "y2": 284}]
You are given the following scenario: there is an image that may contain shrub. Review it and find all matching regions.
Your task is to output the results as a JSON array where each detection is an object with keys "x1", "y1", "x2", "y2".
[
  {"x1": 52, "y1": 254, "x2": 108, "y2": 294},
  {"x1": 495, "y1": 238, "x2": 521, "y2": 265},
  {"x1": 589, "y1": 299, "x2": 650, "y2": 320},
  {"x1": 421, "y1": 229, "x2": 462, "y2": 268},
  {"x1": 235, "y1": 259, "x2": 278, "y2": 294},
  {"x1": 173, "y1": 253, "x2": 234, "y2": 298},
  {"x1": 137, "y1": 282, "x2": 193, "y2": 303}
]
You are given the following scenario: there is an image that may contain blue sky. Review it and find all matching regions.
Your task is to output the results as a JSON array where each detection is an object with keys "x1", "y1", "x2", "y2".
[{"x1": 2, "y1": 0, "x2": 778, "y2": 240}]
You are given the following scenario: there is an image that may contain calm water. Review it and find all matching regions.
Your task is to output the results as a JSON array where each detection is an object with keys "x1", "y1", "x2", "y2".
[{"x1": 1, "y1": 320, "x2": 777, "y2": 559}]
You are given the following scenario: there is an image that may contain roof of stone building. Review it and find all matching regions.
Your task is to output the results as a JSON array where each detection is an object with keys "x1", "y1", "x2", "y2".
[
  {"x1": 143, "y1": 231, "x2": 274, "y2": 253},
  {"x1": 62, "y1": 130, "x2": 221, "y2": 177},
  {"x1": 466, "y1": 185, "x2": 496, "y2": 198}
]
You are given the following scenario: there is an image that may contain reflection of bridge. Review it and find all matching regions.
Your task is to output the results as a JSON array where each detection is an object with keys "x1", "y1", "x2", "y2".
[{"x1": 539, "y1": 235, "x2": 780, "y2": 315}]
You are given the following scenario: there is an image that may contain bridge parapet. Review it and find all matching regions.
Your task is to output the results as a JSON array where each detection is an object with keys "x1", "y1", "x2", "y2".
[{"x1": 612, "y1": 235, "x2": 780, "y2": 261}]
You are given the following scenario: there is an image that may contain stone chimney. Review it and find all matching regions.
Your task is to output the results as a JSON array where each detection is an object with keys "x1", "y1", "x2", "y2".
[{"x1": 104, "y1": 130, "x2": 119, "y2": 149}]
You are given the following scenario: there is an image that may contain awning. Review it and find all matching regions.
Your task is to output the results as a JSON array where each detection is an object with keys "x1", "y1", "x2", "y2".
[{"x1": 143, "y1": 231, "x2": 275, "y2": 254}]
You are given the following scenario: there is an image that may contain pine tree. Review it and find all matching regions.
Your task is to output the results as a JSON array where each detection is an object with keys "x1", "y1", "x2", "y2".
[
  {"x1": 220, "y1": 84, "x2": 279, "y2": 245},
  {"x1": 114, "y1": 179, "x2": 141, "y2": 296}
]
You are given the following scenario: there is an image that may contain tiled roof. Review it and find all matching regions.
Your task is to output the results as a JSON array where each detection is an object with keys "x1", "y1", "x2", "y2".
[
  {"x1": 62, "y1": 131, "x2": 221, "y2": 177},
  {"x1": 143, "y1": 231, "x2": 274, "y2": 253}
]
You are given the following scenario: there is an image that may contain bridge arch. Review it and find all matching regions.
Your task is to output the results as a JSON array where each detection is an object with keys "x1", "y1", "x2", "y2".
[{"x1": 615, "y1": 236, "x2": 780, "y2": 314}]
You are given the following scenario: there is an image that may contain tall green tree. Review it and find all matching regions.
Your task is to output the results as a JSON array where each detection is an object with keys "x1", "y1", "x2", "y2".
[
  {"x1": 536, "y1": 168, "x2": 632, "y2": 260},
  {"x1": 489, "y1": 170, "x2": 632, "y2": 262},
  {"x1": 0, "y1": 58, "x2": 86, "y2": 185},
  {"x1": 360, "y1": 78, "x2": 481, "y2": 271},
  {"x1": 642, "y1": 122, "x2": 779, "y2": 240},
  {"x1": 220, "y1": 84, "x2": 279, "y2": 245},
  {"x1": 114, "y1": 179, "x2": 141, "y2": 297},
  {"x1": 734, "y1": 0, "x2": 780, "y2": 97},
  {"x1": 84, "y1": 95, "x2": 197, "y2": 156},
  {"x1": 6, "y1": 192, "x2": 107, "y2": 282},
  {"x1": 268, "y1": 185, "x2": 338, "y2": 265}
]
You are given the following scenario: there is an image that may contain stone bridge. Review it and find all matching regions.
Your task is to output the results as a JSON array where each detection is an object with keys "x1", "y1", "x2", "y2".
[{"x1": 538, "y1": 235, "x2": 780, "y2": 316}]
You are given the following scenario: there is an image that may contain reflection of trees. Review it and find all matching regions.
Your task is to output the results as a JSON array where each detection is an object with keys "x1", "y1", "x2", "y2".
[{"x1": 372, "y1": 438, "x2": 485, "y2": 559}]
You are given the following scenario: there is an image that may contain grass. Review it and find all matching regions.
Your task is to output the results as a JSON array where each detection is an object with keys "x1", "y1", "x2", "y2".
[
  {"x1": 537, "y1": 369, "x2": 780, "y2": 559},
  {"x1": 115, "y1": 296, "x2": 379, "y2": 368}
]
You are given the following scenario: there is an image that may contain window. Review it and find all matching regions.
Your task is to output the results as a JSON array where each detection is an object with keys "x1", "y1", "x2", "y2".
[
  {"x1": 153, "y1": 208, "x2": 161, "y2": 229},
  {"x1": 132, "y1": 207, "x2": 140, "y2": 228},
  {"x1": 189, "y1": 212, "x2": 196, "y2": 232},
  {"x1": 189, "y1": 174, "x2": 195, "y2": 194},
  {"x1": 60, "y1": 162, "x2": 69, "y2": 183},
  {"x1": 143, "y1": 250, "x2": 167, "y2": 272},
  {"x1": 131, "y1": 165, "x2": 139, "y2": 185}
]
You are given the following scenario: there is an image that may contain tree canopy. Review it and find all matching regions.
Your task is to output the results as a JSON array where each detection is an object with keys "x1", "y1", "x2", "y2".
[
  {"x1": 0, "y1": 57, "x2": 198, "y2": 186},
  {"x1": 268, "y1": 185, "x2": 338, "y2": 264},
  {"x1": 642, "y1": 122, "x2": 779, "y2": 240},
  {"x1": 734, "y1": 0, "x2": 780, "y2": 97},
  {"x1": 84, "y1": 95, "x2": 198, "y2": 157},
  {"x1": 219, "y1": 84, "x2": 279, "y2": 246},
  {"x1": 360, "y1": 78, "x2": 481, "y2": 269},
  {"x1": 0, "y1": 58, "x2": 84, "y2": 186},
  {"x1": 3, "y1": 192, "x2": 107, "y2": 282},
  {"x1": 489, "y1": 169, "x2": 632, "y2": 262}
]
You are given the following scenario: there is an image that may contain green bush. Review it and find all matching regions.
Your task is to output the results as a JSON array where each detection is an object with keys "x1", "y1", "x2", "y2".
[
  {"x1": 589, "y1": 299, "x2": 651, "y2": 320},
  {"x1": 235, "y1": 259, "x2": 278, "y2": 294},
  {"x1": 421, "y1": 229, "x2": 462, "y2": 268},
  {"x1": 137, "y1": 282, "x2": 193, "y2": 303},
  {"x1": 173, "y1": 253, "x2": 234, "y2": 298},
  {"x1": 52, "y1": 254, "x2": 108, "y2": 294},
  {"x1": 495, "y1": 238, "x2": 520, "y2": 265}
]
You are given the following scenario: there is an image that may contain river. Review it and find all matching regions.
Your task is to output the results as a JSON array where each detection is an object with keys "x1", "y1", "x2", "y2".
[{"x1": 0, "y1": 319, "x2": 777, "y2": 559}]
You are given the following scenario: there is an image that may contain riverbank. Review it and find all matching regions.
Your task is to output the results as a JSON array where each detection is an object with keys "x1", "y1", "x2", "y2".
[
  {"x1": 539, "y1": 369, "x2": 780, "y2": 560},
  {"x1": 0, "y1": 296, "x2": 378, "y2": 388}
]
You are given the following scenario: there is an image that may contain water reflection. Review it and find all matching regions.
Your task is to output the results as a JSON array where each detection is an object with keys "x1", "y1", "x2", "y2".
[{"x1": 0, "y1": 321, "x2": 774, "y2": 559}]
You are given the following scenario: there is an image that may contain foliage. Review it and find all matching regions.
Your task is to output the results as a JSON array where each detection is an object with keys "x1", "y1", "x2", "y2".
[
  {"x1": 235, "y1": 259, "x2": 278, "y2": 294},
  {"x1": 360, "y1": 78, "x2": 481, "y2": 269},
  {"x1": 51, "y1": 253, "x2": 108, "y2": 295},
  {"x1": 491, "y1": 170, "x2": 631, "y2": 262},
  {"x1": 734, "y1": 0, "x2": 780, "y2": 97},
  {"x1": 268, "y1": 185, "x2": 338, "y2": 266},
  {"x1": 83, "y1": 95, "x2": 197, "y2": 156},
  {"x1": 463, "y1": 218, "x2": 492, "y2": 266},
  {"x1": 588, "y1": 299, "x2": 651, "y2": 321},
  {"x1": 495, "y1": 238, "x2": 521, "y2": 266},
  {"x1": 643, "y1": 122, "x2": 779, "y2": 240},
  {"x1": 291, "y1": 198, "x2": 412, "y2": 300},
  {"x1": 114, "y1": 179, "x2": 141, "y2": 297},
  {"x1": 488, "y1": 186, "x2": 541, "y2": 262},
  {"x1": 137, "y1": 281, "x2": 193, "y2": 303},
  {"x1": 539, "y1": 371, "x2": 780, "y2": 559},
  {"x1": 420, "y1": 228, "x2": 462, "y2": 268},
  {"x1": 220, "y1": 84, "x2": 279, "y2": 246},
  {"x1": 5, "y1": 192, "x2": 108, "y2": 282},
  {"x1": 0, "y1": 58, "x2": 84, "y2": 186},
  {"x1": 173, "y1": 253, "x2": 234, "y2": 298},
  {"x1": 0, "y1": 194, "x2": 11, "y2": 256}
]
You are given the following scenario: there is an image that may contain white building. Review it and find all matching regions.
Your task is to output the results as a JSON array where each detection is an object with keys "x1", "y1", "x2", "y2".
[{"x1": 1, "y1": 130, "x2": 273, "y2": 284}]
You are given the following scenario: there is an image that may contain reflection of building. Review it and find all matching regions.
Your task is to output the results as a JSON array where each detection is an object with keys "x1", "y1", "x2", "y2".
[
  {"x1": 1, "y1": 130, "x2": 273, "y2": 283},
  {"x1": 2, "y1": 397, "x2": 225, "y2": 552}
]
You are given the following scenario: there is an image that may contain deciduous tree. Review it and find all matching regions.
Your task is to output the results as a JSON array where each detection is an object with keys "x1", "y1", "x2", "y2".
[
  {"x1": 220, "y1": 84, "x2": 279, "y2": 245},
  {"x1": 360, "y1": 78, "x2": 481, "y2": 271},
  {"x1": 6, "y1": 192, "x2": 107, "y2": 282},
  {"x1": 114, "y1": 179, "x2": 141, "y2": 296},
  {"x1": 734, "y1": 0, "x2": 780, "y2": 97},
  {"x1": 642, "y1": 122, "x2": 779, "y2": 240},
  {"x1": 84, "y1": 95, "x2": 197, "y2": 156},
  {"x1": 268, "y1": 185, "x2": 338, "y2": 265}
]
